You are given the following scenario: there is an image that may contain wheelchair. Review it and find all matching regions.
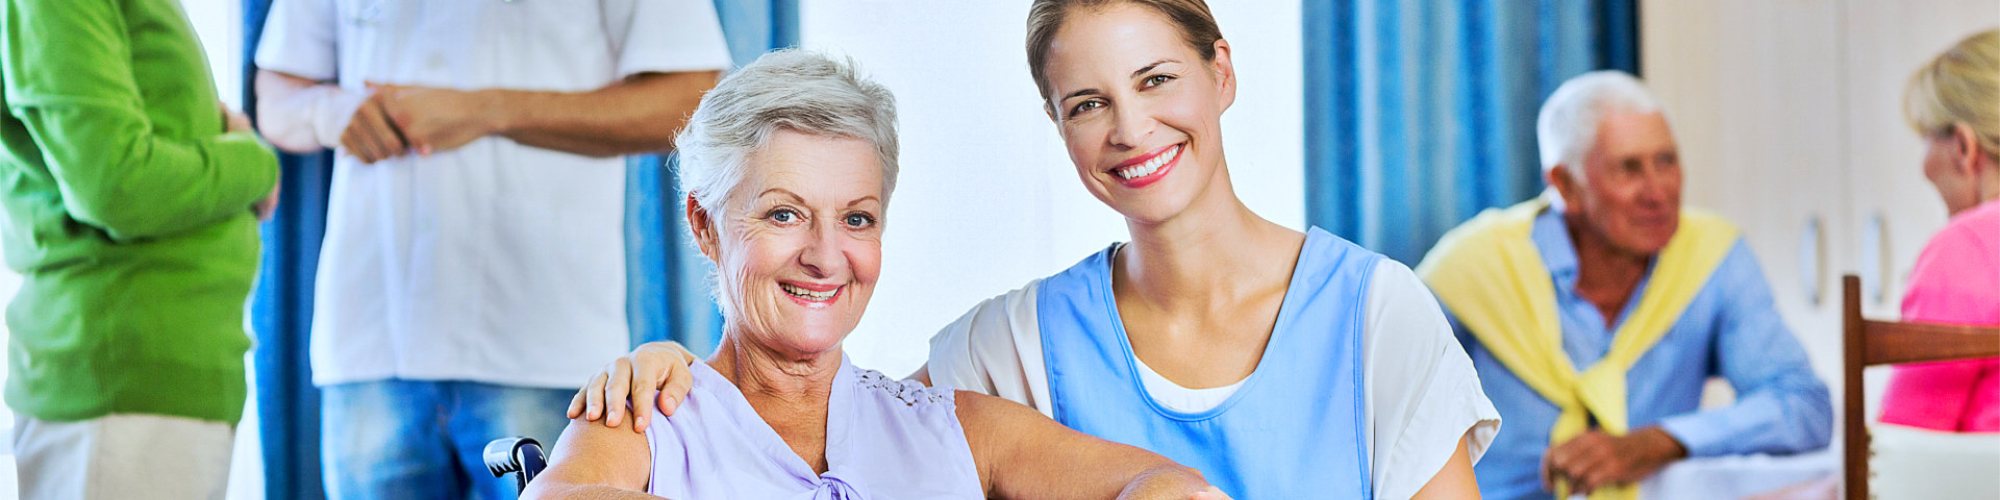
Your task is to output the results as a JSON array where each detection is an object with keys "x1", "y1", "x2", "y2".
[{"x1": 483, "y1": 436, "x2": 549, "y2": 494}]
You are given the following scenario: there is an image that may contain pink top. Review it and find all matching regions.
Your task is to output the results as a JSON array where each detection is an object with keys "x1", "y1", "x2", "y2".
[{"x1": 1879, "y1": 200, "x2": 2000, "y2": 432}]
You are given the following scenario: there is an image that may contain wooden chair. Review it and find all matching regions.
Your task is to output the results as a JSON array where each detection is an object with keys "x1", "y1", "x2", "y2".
[{"x1": 1842, "y1": 275, "x2": 2000, "y2": 500}]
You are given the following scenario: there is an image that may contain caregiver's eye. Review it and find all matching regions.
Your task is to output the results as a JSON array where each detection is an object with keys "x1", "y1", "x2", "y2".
[{"x1": 1069, "y1": 99, "x2": 1104, "y2": 117}]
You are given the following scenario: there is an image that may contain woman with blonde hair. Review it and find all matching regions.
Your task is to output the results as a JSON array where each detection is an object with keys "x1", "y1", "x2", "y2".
[
  {"x1": 576, "y1": 1, "x2": 1499, "y2": 497},
  {"x1": 1878, "y1": 28, "x2": 2000, "y2": 433}
]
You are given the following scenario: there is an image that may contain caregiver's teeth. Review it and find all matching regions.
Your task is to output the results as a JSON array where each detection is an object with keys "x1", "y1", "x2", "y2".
[
  {"x1": 1117, "y1": 144, "x2": 1179, "y2": 180},
  {"x1": 782, "y1": 284, "x2": 836, "y2": 301}
]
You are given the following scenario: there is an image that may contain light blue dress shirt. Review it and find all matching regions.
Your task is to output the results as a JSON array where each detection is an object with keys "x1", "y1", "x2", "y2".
[{"x1": 1445, "y1": 208, "x2": 1833, "y2": 500}]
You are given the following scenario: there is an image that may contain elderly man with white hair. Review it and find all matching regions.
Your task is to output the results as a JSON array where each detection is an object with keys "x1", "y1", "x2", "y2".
[{"x1": 1415, "y1": 71, "x2": 1832, "y2": 500}]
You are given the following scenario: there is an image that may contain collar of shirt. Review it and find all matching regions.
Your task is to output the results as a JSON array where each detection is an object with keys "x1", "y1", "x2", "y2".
[{"x1": 1529, "y1": 207, "x2": 1658, "y2": 367}]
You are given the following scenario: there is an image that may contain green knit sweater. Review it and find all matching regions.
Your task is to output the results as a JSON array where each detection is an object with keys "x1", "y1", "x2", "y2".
[{"x1": 0, "y1": 0, "x2": 278, "y2": 424}]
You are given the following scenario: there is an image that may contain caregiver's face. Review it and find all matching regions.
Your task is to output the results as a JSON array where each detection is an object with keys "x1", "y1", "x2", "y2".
[
  {"x1": 706, "y1": 129, "x2": 885, "y2": 356},
  {"x1": 1043, "y1": 3, "x2": 1234, "y2": 223}
]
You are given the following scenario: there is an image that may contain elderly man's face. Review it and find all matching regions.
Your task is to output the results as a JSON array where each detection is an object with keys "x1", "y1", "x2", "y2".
[
  {"x1": 1554, "y1": 109, "x2": 1683, "y2": 256},
  {"x1": 698, "y1": 129, "x2": 885, "y2": 358}
]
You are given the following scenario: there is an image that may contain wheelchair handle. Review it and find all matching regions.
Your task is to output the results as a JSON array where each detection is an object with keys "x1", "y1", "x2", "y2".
[{"x1": 483, "y1": 436, "x2": 548, "y2": 493}]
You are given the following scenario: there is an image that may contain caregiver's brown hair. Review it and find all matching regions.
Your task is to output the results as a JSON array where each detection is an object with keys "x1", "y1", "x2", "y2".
[{"x1": 1025, "y1": 0, "x2": 1224, "y2": 113}]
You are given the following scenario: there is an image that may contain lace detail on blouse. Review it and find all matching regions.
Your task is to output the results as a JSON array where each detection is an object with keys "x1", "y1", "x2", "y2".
[{"x1": 855, "y1": 368, "x2": 954, "y2": 407}]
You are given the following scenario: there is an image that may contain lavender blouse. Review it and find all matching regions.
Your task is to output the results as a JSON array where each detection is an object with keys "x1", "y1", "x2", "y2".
[{"x1": 644, "y1": 356, "x2": 983, "y2": 499}]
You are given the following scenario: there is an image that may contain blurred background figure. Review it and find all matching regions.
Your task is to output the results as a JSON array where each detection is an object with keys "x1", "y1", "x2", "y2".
[
  {"x1": 1876, "y1": 27, "x2": 2000, "y2": 435},
  {"x1": 250, "y1": 0, "x2": 728, "y2": 497},
  {"x1": 1420, "y1": 71, "x2": 1832, "y2": 500},
  {"x1": 0, "y1": 0, "x2": 281, "y2": 498}
]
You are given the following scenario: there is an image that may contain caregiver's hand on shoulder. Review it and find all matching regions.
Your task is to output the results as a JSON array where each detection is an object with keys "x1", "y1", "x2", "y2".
[{"x1": 566, "y1": 341, "x2": 700, "y2": 432}]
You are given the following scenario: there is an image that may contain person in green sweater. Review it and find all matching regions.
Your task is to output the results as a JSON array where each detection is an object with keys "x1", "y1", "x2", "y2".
[{"x1": 0, "y1": 0, "x2": 281, "y2": 497}]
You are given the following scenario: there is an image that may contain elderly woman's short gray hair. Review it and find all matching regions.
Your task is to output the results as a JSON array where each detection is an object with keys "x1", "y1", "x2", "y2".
[
  {"x1": 1536, "y1": 70, "x2": 1666, "y2": 175},
  {"x1": 675, "y1": 49, "x2": 900, "y2": 222}
]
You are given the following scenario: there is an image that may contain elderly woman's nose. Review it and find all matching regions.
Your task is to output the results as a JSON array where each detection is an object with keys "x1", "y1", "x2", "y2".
[{"x1": 796, "y1": 220, "x2": 847, "y2": 278}]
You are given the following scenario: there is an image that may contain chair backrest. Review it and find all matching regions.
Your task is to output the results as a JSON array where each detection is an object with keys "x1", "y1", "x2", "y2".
[{"x1": 1841, "y1": 275, "x2": 2000, "y2": 500}]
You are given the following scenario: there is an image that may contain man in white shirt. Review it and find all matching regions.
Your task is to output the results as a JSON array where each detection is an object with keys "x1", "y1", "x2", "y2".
[{"x1": 252, "y1": 0, "x2": 731, "y2": 497}]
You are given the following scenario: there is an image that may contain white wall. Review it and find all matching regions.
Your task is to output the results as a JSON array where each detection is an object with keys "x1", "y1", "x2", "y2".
[{"x1": 799, "y1": 0, "x2": 1305, "y2": 377}]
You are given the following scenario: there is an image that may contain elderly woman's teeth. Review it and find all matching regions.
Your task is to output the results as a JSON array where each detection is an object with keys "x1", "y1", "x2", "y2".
[{"x1": 781, "y1": 283, "x2": 837, "y2": 301}]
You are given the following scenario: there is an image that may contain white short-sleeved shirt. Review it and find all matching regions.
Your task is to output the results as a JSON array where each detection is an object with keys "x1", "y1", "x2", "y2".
[
  {"x1": 255, "y1": 0, "x2": 733, "y2": 388},
  {"x1": 927, "y1": 259, "x2": 1502, "y2": 500}
]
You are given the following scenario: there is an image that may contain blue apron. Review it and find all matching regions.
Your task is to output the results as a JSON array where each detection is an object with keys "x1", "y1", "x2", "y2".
[{"x1": 1039, "y1": 228, "x2": 1378, "y2": 499}]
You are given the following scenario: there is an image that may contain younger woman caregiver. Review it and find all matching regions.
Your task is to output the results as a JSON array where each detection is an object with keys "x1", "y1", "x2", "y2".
[{"x1": 574, "y1": 1, "x2": 1498, "y2": 497}]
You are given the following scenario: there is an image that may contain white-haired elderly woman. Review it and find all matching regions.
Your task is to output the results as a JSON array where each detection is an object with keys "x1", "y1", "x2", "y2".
[{"x1": 522, "y1": 50, "x2": 1227, "y2": 500}]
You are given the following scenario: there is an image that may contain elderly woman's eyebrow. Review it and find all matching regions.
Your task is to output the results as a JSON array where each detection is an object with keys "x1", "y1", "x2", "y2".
[
  {"x1": 757, "y1": 188, "x2": 807, "y2": 204},
  {"x1": 844, "y1": 195, "x2": 881, "y2": 208}
]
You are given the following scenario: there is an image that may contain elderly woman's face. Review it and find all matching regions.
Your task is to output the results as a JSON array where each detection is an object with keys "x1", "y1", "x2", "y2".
[
  {"x1": 704, "y1": 129, "x2": 885, "y2": 357},
  {"x1": 1042, "y1": 4, "x2": 1234, "y2": 225}
]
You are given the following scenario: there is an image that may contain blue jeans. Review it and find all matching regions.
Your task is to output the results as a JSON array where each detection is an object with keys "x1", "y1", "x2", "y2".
[{"x1": 321, "y1": 380, "x2": 573, "y2": 500}]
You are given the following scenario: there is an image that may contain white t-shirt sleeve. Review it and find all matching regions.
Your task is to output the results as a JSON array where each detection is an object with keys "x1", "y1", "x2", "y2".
[
  {"x1": 604, "y1": 0, "x2": 734, "y2": 78},
  {"x1": 1362, "y1": 259, "x2": 1502, "y2": 500},
  {"x1": 254, "y1": 0, "x2": 338, "y2": 80},
  {"x1": 924, "y1": 280, "x2": 1053, "y2": 418}
]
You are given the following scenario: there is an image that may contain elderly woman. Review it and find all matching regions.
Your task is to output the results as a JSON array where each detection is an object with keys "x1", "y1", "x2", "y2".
[
  {"x1": 1878, "y1": 28, "x2": 2000, "y2": 433},
  {"x1": 522, "y1": 50, "x2": 1223, "y2": 500}
]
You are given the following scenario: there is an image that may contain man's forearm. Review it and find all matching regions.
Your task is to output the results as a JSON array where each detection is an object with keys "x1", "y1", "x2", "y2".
[{"x1": 488, "y1": 70, "x2": 720, "y2": 157}]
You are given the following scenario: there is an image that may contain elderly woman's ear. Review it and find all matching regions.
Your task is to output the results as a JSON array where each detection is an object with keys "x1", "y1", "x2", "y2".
[{"x1": 685, "y1": 193, "x2": 722, "y2": 263}]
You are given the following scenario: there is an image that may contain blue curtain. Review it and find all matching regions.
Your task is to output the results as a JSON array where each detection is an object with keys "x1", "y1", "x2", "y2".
[
  {"x1": 243, "y1": 1, "x2": 797, "y2": 497},
  {"x1": 1303, "y1": 0, "x2": 1637, "y2": 264}
]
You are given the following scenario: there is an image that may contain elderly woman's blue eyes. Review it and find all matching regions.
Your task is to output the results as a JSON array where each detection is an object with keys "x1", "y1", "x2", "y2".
[
  {"x1": 764, "y1": 209, "x2": 873, "y2": 229},
  {"x1": 844, "y1": 213, "x2": 876, "y2": 228}
]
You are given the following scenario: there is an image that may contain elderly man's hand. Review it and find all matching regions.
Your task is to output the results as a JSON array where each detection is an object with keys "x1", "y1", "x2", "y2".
[
  {"x1": 369, "y1": 83, "x2": 503, "y2": 157},
  {"x1": 1541, "y1": 426, "x2": 1687, "y2": 496},
  {"x1": 339, "y1": 91, "x2": 408, "y2": 164}
]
